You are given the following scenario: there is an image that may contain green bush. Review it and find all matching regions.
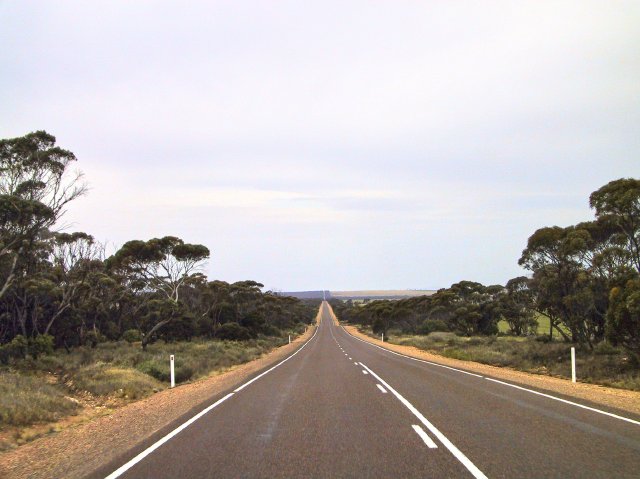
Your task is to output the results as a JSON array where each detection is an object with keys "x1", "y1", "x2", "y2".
[
  {"x1": 3, "y1": 335, "x2": 29, "y2": 362},
  {"x1": 137, "y1": 357, "x2": 195, "y2": 383},
  {"x1": 261, "y1": 325, "x2": 282, "y2": 337},
  {"x1": 372, "y1": 317, "x2": 386, "y2": 335},
  {"x1": 137, "y1": 359, "x2": 168, "y2": 382},
  {"x1": 418, "y1": 319, "x2": 449, "y2": 335},
  {"x1": 29, "y1": 334, "x2": 54, "y2": 358},
  {"x1": 216, "y1": 323, "x2": 252, "y2": 341},
  {"x1": 122, "y1": 329, "x2": 142, "y2": 343},
  {"x1": 594, "y1": 341, "x2": 619, "y2": 356}
]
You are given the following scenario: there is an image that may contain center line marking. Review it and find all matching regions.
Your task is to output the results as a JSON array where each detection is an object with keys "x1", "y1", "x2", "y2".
[
  {"x1": 376, "y1": 384, "x2": 388, "y2": 393},
  {"x1": 338, "y1": 322, "x2": 640, "y2": 427},
  {"x1": 360, "y1": 362, "x2": 487, "y2": 479},
  {"x1": 362, "y1": 370, "x2": 369, "y2": 375},
  {"x1": 412, "y1": 425, "x2": 438, "y2": 449}
]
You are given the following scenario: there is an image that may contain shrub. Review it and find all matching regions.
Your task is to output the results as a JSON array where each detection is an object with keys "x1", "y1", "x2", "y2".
[
  {"x1": 261, "y1": 325, "x2": 282, "y2": 337},
  {"x1": 594, "y1": 341, "x2": 619, "y2": 356},
  {"x1": 136, "y1": 357, "x2": 195, "y2": 383},
  {"x1": 29, "y1": 334, "x2": 54, "y2": 358},
  {"x1": 467, "y1": 337, "x2": 487, "y2": 346},
  {"x1": 3, "y1": 335, "x2": 29, "y2": 362},
  {"x1": 418, "y1": 319, "x2": 449, "y2": 335},
  {"x1": 72, "y1": 363, "x2": 162, "y2": 398},
  {"x1": 372, "y1": 317, "x2": 386, "y2": 335},
  {"x1": 0, "y1": 372, "x2": 78, "y2": 426},
  {"x1": 137, "y1": 359, "x2": 169, "y2": 382},
  {"x1": 216, "y1": 323, "x2": 252, "y2": 341},
  {"x1": 122, "y1": 329, "x2": 142, "y2": 343}
]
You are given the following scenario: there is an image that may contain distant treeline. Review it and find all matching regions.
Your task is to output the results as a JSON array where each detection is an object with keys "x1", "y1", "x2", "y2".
[
  {"x1": 332, "y1": 178, "x2": 640, "y2": 362},
  {"x1": 0, "y1": 131, "x2": 317, "y2": 361}
]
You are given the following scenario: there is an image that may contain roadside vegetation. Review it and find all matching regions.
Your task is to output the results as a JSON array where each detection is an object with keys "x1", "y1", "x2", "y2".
[
  {"x1": 333, "y1": 177, "x2": 640, "y2": 391},
  {"x1": 0, "y1": 131, "x2": 318, "y2": 446},
  {"x1": 352, "y1": 327, "x2": 639, "y2": 391},
  {"x1": 0, "y1": 335, "x2": 298, "y2": 434}
]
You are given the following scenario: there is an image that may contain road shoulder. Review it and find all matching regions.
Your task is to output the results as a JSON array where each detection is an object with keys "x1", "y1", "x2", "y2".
[
  {"x1": 0, "y1": 324, "x2": 318, "y2": 479},
  {"x1": 342, "y1": 324, "x2": 640, "y2": 417}
]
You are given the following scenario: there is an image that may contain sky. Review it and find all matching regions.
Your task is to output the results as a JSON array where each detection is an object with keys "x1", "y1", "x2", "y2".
[{"x1": 1, "y1": 1, "x2": 639, "y2": 291}]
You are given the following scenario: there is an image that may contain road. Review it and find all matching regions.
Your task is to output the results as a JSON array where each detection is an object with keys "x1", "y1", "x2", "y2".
[{"x1": 97, "y1": 302, "x2": 640, "y2": 478}]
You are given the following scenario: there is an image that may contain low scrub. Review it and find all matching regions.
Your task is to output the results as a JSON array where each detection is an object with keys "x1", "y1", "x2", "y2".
[
  {"x1": 71, "y1": 364, "x2": 162, "y2": 399},
  {"x1": 370, "y1": 329, "x2": 640, "y2": 391},
  {"x1": 0, "y1": 372, "x2": 78, "y2": 427},
  {"x1": 1, "y1": 334, "x2": 294, "y2": 433}
]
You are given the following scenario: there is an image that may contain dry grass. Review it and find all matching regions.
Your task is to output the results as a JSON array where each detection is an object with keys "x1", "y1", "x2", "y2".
[
  {"x1": 71, "y1": 364, "x2": 163, "y2": 399},
  {"x1": 0, "y1": 372, "x2": 78, "y2": 428},
  {"x1": 376, "y1": 331, "x2": 640, "y2": 391},
  {"x1": 1, "y1": 336, "x2": 290, "y2": 434}
]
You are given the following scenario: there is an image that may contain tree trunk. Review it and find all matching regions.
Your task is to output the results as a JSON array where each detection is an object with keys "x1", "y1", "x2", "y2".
[{"x1": 141, "y1": 317, "x2": 173, "y2": 350}]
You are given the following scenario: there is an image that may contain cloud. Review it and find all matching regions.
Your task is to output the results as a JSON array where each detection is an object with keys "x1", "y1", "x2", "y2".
[{"x1": 1, "y1": 1, "x2": 639, "y2": 289}]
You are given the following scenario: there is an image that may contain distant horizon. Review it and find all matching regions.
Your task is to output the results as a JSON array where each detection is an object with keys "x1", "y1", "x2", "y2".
[{"x1": 2, "y1": 2, "x2": 638, "y2": 291}]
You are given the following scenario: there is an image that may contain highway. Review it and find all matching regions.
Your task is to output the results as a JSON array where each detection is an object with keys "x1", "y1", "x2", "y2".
[{"x1": 97, "y1": 302, "x2": 640, "y2": 478}]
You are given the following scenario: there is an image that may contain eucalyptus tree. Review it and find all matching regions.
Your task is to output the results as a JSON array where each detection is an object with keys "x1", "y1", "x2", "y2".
[
  {"x1": 0, "y1": 131, "x2": 86, "y2": 301},
  {"x1": 589, "y1": 178, "x2": 640, "y2": 357},
  {"x1": 500, "y1": 277, "x2": 537, "y2": 336},
  {"x1": 108, "y1": 236, "x2": 209, "y2": 348},
  {"x1": 590, "y1": 178, "x2": 640, "y2": 274}
]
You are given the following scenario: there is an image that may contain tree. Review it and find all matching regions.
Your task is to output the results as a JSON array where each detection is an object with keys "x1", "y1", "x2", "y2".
[
  {"x1": 0, "y1": 131, "x2": 86, "y2": 300},
  {"x1": 108, "y1": 236, "x2": 209, "y2": 348},
  {"x1": 519, "y1": 225, "x2": 607, "y2": 346},
  {"x1": 500, "y1": 277, "x2": 537, "y2": 336},
  {"x1": 607, "y1": 279, "x2": 640, "y2": 362},
  {"x1": 447, "y1": 281, "x2": 502, "y2": 335},
  {"x1": 590, "y1": 178, "x2": 640, "y2": 273}
]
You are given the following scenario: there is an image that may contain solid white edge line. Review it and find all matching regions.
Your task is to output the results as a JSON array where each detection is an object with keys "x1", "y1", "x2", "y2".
[
  {"x1": 412, "y1": 424, "x2": 438, "y2": 449},
  {"x1": 485, "y1": 378, "x2": 640, "y2": 426},
  {"x1": 376, "y1": 384, "x2": 388, "y2": 393},
  {"x1": 341, "y1": 325, "x2": 483, "y2": 378},
  {"x1": 340, "y1": 323, "x2": 640, "y2": 428},
  {"x1": 360, "y1": 362, "x2": 488, "y2": 479},
  {"x1": 104, "y1": 393, "x2": 234, "y2": 479},
  {"x1": 105, "y1": 320, "x2": 322, "y2": 478}
]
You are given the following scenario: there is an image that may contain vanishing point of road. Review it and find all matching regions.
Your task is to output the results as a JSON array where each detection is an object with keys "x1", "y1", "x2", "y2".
[{"x1": 95, "y1": 302, "x2": 640, "y2": 478}]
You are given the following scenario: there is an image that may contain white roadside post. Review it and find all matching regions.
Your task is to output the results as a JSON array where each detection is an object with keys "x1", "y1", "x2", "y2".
[
  {"x1": 170, "y1": 354, "x2": 175, "y2": 388},
  {"x1": 288, "y1": 335, "x2": 291, "y2": 344},
  {"x1": 381, "y1": 333, "x2": 384, "y2": 342},
  {"x1": 571, "y1": 347, "x2": 576, "y2": 383}
]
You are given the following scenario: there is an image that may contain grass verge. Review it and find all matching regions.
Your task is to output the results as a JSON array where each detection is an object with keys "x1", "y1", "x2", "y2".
[
  {"x1": 0, "y1": 331, "x2": 300, "y2": 448},
  {"x1": 359, "y1": 329, "x2": 640, "y2": 391},
  {"x1": 0, "y1": 372, "x2": 79, "y2": 427}
]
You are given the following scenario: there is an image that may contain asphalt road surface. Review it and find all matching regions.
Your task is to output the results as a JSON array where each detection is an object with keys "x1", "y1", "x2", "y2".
[{"x1": 96, "y1": 302, "x2": 640, "y2": 478}]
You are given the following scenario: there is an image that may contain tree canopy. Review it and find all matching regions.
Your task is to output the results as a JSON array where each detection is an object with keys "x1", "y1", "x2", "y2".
[{"x1": 0, "y1": 132, "x2": 316, "y2": 359}]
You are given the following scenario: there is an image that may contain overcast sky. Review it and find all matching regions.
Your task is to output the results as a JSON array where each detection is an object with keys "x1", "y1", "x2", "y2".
[{"x1": 1, "y1": 1, "x2": 639, "y2": 291}]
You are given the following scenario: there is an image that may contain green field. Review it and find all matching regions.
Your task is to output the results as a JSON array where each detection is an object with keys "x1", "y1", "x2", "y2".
[{"x1": 498, "y1": 313, "x2": 569, "y2": 336}]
